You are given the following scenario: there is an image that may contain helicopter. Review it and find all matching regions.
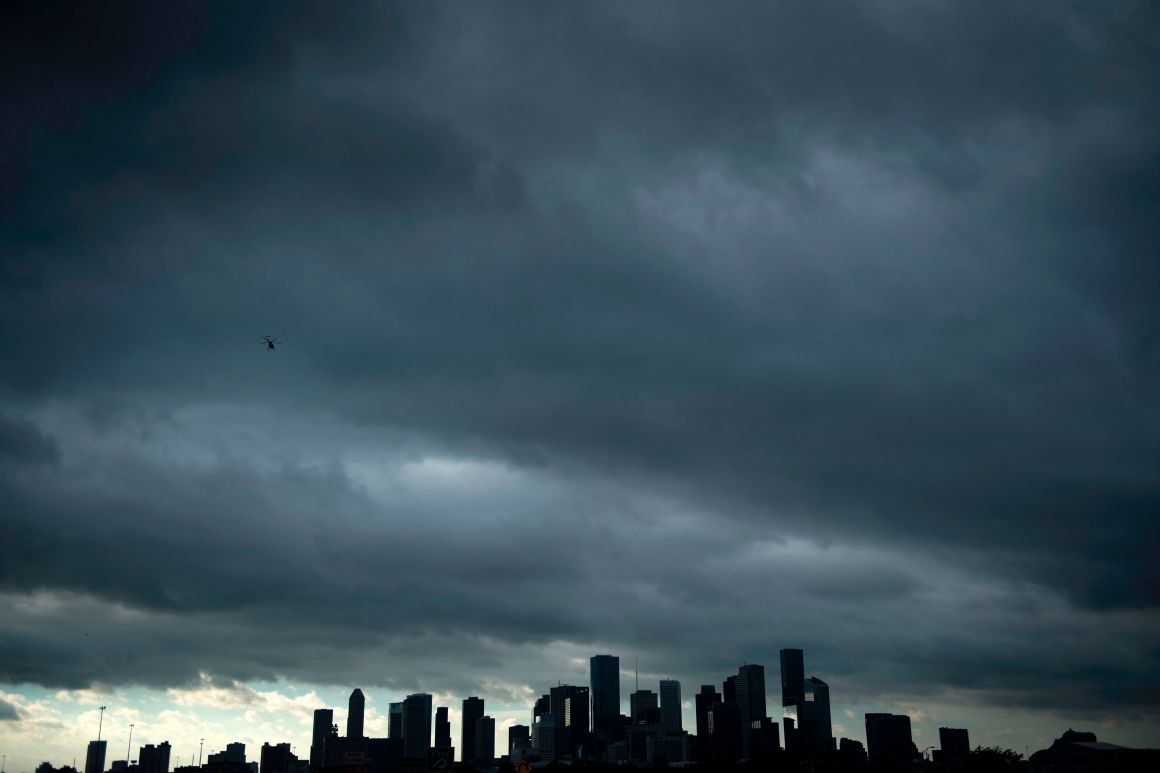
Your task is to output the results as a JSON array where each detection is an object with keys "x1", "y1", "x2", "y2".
[{"x1": 262, "y1": 336, "x2": 282, "y2": 351}]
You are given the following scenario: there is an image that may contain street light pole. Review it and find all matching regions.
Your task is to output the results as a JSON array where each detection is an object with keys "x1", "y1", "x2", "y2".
[
  {"x1": 126, "y1": 724, "x2": 135, "y2": 766},
  {"x1": 198, "y1": 740, "x2": 204, "y2": 768},
  {"x1": 97, "y1": 706, "x2": 107, "y2": 744}
]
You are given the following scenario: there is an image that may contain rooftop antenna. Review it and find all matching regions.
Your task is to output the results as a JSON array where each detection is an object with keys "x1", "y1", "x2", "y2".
[{"x1": 635, "y1": 658, "x2": 639, "y2": 691}]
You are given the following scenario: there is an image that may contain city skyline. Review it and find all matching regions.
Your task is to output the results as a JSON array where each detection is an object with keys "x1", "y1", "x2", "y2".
[{"x1": 2, "y1": 1, "x2": 1158, "y2": 770}]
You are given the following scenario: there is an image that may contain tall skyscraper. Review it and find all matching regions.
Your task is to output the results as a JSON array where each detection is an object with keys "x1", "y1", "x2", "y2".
[
  {"x1": 779, "y1": 649, "x2": 805, "y2": 708},
  {"x1": 735, "y1": 664, "x2": 766, "y2": 758},
  {"x1": 474, "y1": 716, "x2": 495, "y2": 763},
  {"x1": 139, "y1": 743, "x2": 171, "y2": 773},
  {"x1": 434, "y1": 707, "x2": 451, "y2": 749},
  {"x1": 722, "y1": 675, "x2": 737, "y2": 704},
  {"x1": 508, "y1": 725, "x2": 531, "y2": 757},
  {"x1": 461, "y1": 697, "x2": 484, "y2": 763},
  {"x1": 865, "y1": 713, "x2": 917, "y2": 764},
  {"x1": 630, "y1": 689, "x2": 658, "y2": 722},
  {"x1": 85, "y1": 741, "x2": 107, "y2": 773},
  {"x1": 388, "y1": 703, "x2": 403, "y2": 739},
  {"x1": 311, "y1": 708, "x2": 333, "y2": 768},
  {"x1": 659, "y1": 680, "x2": 682, "y2": 733},
  {"x1": 780, "y1": 648, "x2": 806, "y2": 749},
  {"x1": 401, "y1": 693, "x2": 432, "y2": 759},
  {"x1": 549, "y1": 685, "x2": 590, "y2": 759},
  {"x1": 590, "y1": 654, "x2": 620, "y2": 736},
  {"x1": 347, "y1": 689, "x2": 365, "y2": 739},
  {"x1": 695, "y1": 685, "x2": 721, "y2": 749},
  {"x1": 801, "y1": 677, "x2": 833, "y2": 753}
]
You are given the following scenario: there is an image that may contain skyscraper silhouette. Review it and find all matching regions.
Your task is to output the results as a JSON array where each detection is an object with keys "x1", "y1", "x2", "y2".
[
  {"x1": 630, "y1": 689, "x2": 658, "y2": 722},
  {"x1": 735, "y1": 664, "x2": 767, "y2": 759},
  {"x1": 85, "y1": 741, "x2": 107, "y2": 773},
  {"x1": 388, "y1": 702, "x2": 403, "y2": 739},
  {"x1": 659, "y1": 680, "x2": 682, "y2": 733},
  {"x1": 311, "y1": 709, "x2": 333, "y2": 769},
  {"x1": 865, "y1": 713, "x2": 917, "y2": 764},
  {"x1": 461, "y1": 697, "x2": 484, "y2": 764},
  {"x1": 434, "y1": 707, "x2": 451, "y2": 749},
  {"x1": 695, "y1": 685, "x2": 721, "y2": 753},
  {"x1": 138, "y1": 743, "x2": 170, "y2": 773},
  {"x1": 347, "y1": 689, "x2": 364, "y2": 739},
  {"x1": 401, "y1": 693, "x2": 432, "y2": 759},
  {"x1": 550, "y1": 685, "x2": 590, "y2": 759},
  {"x1": 474, "y1": 716, "x2": 495, "y2": 763},
  {"x1": 801, "y1": 676, "x2": 833, "y2": 753},
  {"x1": 590, "y1": 654, "x2": 620, "y2": 737}
]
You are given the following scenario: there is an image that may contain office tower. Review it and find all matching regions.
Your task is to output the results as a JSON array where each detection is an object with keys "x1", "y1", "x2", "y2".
[
  {"x1": 800, "y1": 677, "x2": 833, "y2": 753},
  {"x1": 139, "y1": 743, "x2": 171, "y2": 773},
  {"x1": 780, "y1": 648, "x2": 806, "y2": 751},
  {"x1": 694, "y1": 685, "x2": 721, "y2": 753},
  {"x1": 937, "y1": 727, "x2": 970, "y2": 764},
  {"x1": 207, "y1": 744, "x2": 246, "y2": 765},
  {"x1": 722, "y1": 675, "x2": 737, "y2": 704},
  {"x1": 532, "y1": 713, "x2": 556, "y2": 761},
  {"x1": 735, "y1": 664, "x2": 766, "y2": 758},
  {"x1": 659, "y1": 680, "x2": 682, "y2": 733},
  {"x1": 388, "y1": 703, "x2": 403, "y2": 739},
  {"x1": 461, "y1": 697, "x2": 484, "y2": 763},
  {"x1": 475, "y1": 716, "x2": 495, "y2": 763},
  {"x1": 347, "y1": 689, "x2": 365, "y2": 739},
  {"x1": 258, "y1": 744, "x2": 291, "y2": 773},
  {"x1": 780, "y1": 649, "x2": 805, "y2": 708},
  {"x1": 508, "y1": 725, "x2": 531, "y2": 756},
  {"x1": 549, "y1": 685, "x2": 590, "y2": 759},
  {"x1": 433, "y1": 707, "x2": 451, "y2": 749},
  {"x1": 707, "y1": 701, "x2": 741, "y2": 762},
  {"x1": 865, "y1": 713, "x2": 917, "y2": 764},
  {"x1": 401, "y1": 693, "x2": 432, "y2": 759},
  {"x1": 590, "y1": 654, "x2": 620, "y2": 736},
  {"x1": 839, "y1": 738, "x2": 867, "y2": 763},
  {"x1": 311, "y1": 709, "x2": 334, "y2": 768},
  {"x1": 630, "y1": 689, "x2": 657, "y2": 722},
  {"x1": 85, "y1": 741, "x2": 107, "y2": 773}
]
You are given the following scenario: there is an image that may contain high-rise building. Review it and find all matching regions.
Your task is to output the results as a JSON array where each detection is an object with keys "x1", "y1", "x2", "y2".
[
  {"x1": 401, "y1": 693, "x2": 432, "y2": 759},
  {"x1": 139, "y1": 743, "x2": 171, "y2": 773},
  {"x1": 461, "y1": 697, "x2": 484, "y2": 763},
  {"x1": 694, "y1": 685, "x2": 721, "y2": 754},
  {"x1": 474, "y1": 716, "x2": 495, "y2": 763},
  {"x1": 936, "y1": 727, "x2": 970, "y2": 764},
  {"x1": 659, "y1": 680, "x2": 682, "y2": 733},
  {"x1": 779, "y1": 649, "x2": 805, "y2": 708},
  {"x1": 347, "y1": 689, "x2": 365, "y2": 739},
  {"x1": 85, "y1": 741, "x2": 107, "y2": 773},
  {"x1": 590, "y1": 655, "x2": 620, "y2": 736},
  {"x1": 722, "y1": 675, "x2": 737, "y2": 704},
  {"x1": 258, "y1": 744, "x2": 291, "y2": 773},
  {"x1": 532, "y1": 713, "x2": 556, "y2": 761},
  {"x1": 800, "y1": 677, "x2": 833, "y2": 753},
  {"x1": 434, "y1": 707, "x2": 451, "y2": 749},
  {"x1": 735, "y1": 664, "x2": 766, "y2": 758},
  {"x1": 865, "y1": 713, "x2": 917, "y2": 764},
  {"x1": 388, "y1": 703, "x2": 403, "y2": 739},
  {"x1": 311, "y1": 709, "x2": 333, "y2": 768},
  {"x1": 630, "y1": 689, "x2": 658, "y2": 722},
  {"x1": 508, "y1": 725, "x2": 531, "y2": 757},
  {"x1": 549, "y1": 685, "x2": 590, "y2": 759},
  {"x1": 707, "y1": 701, "x2": 741, "y2": 763}
]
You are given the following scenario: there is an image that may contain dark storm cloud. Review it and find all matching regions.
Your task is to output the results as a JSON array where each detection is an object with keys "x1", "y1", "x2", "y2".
[
  {"x1": 0, "y1": 696, "x2": 20, "y2": 720},
  {"x1": 1, "y1": 0, "x2": 1158, "y2": 724}
]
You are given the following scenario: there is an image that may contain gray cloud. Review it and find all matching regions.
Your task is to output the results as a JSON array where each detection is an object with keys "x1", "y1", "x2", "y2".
[{"x1": 1, "y1": 0, "x2": 1158, "y2": 735}]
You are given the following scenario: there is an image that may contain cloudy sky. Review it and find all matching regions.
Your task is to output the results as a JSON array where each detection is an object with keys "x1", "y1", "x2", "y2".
[{"x1": 2, "y1": 0, "x2": 1159, "y2": 767}]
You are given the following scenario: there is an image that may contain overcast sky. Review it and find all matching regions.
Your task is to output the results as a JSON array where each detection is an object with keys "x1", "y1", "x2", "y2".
[{"x1": 2, "y1": 1, "x2": 1159, "y2": 768}]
